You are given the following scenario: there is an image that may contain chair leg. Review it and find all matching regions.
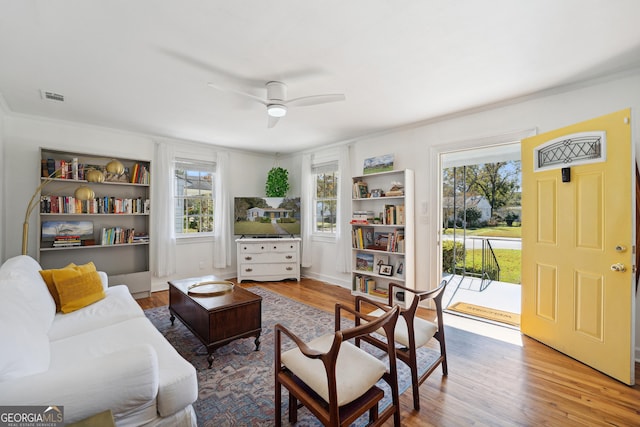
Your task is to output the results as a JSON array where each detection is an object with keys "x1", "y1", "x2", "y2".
[
  {"x1": 409, "y1": 351, "x2": 421, "y2": 411},
  {"x1": 275, "y1": 381, "x2": 282, "y2": 427},
  {"x1": 368, "y1": 402, "x2": 379, "y2": 423},
  {"x1": 288, "y1": 392, "x2": 298, "y2": 423}
]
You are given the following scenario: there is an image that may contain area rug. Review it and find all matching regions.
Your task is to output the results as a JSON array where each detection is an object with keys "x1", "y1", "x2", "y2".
[
  {"x1": 145, "y1": 286, "x2": 440, "y2": 426},
  {"x1": 447, "y1": 301, "x2": 520, "y2": 326}
]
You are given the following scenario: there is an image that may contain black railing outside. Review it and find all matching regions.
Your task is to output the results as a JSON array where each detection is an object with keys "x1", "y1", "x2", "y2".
[{"x1": 453, "y1": 237, "x2": 501, "y2": 291}]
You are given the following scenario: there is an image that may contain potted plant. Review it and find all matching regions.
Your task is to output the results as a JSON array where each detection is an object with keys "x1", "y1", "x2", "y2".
[{"x1": 265, "y1": 166, "x2": 290, "y2": 197}]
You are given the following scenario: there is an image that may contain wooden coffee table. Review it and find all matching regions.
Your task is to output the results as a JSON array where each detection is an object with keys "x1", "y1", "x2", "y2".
[{"x1": 168, "y1": 276, "x2": 262, "y2": 368}]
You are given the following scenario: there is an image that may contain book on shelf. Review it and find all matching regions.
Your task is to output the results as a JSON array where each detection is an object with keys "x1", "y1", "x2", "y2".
[
  {"x1": 354, "y1": 275, "x2": 376, "y2": 293},
  {"x1": 352, "y1": 226, "x2": 374, "y2": 249},
  {"x1": 100, "y1": 227, "x2": 136, "y2": 245}
]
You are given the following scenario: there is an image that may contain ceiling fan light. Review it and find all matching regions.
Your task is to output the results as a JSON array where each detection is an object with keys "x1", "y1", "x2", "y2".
[{"x1": 267, "y1": 104, "x2": 287, "y2": 118}]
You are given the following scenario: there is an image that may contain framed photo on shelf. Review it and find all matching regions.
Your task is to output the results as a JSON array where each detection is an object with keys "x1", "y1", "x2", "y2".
[
  {"x1": 373, "y1": 254, "x2": 389, "y2": 270},
  {"x1": 394, "y1": 260, "x2": 404, "y2": 278},
  {"x1": 379, "y1": 264, "x2": 393, "y2": 276}
]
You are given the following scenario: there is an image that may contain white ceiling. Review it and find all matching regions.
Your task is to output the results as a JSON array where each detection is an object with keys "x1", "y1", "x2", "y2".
[{"x1": 1, "y1": 1, "x2": 640, "y2": 154}]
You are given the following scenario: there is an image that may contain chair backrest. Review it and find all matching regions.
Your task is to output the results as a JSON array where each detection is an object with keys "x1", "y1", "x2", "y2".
[{"x1": 399, "y1": 279, "x2": 447, "y2": 332}]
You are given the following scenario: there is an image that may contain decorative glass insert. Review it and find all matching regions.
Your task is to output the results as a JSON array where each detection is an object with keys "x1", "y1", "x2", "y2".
[{"x1": 534, "y1": 131, "x2": 606, "y2": 172}]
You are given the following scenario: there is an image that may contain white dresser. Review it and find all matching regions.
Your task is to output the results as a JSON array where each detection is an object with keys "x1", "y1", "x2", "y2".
[{"x1": 236, "y1": 237, "x2": 301, "y2": 283}]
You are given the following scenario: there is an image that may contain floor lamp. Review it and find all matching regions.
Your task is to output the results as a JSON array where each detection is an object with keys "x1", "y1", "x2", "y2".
[{"x1": 22, "y1": 170, "x2": 95, "y2": 255}]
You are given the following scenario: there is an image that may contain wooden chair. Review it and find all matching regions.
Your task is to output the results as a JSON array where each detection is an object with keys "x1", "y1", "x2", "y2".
[
  {"x1": 274, "y1": 300, "x2": 401, "y2": 426},
  {"x1": 355, "y1": 280, "x2": 448, "y2": 411}
]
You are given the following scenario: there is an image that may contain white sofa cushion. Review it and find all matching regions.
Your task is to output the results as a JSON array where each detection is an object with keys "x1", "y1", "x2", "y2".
[
  {"x1": 0, "y1": 255, "x2": 55, "y2": 330},
  {"x1": 0, "y1": 280, "x2": 50, "y2": 381},
  {"x1": 0, "y1": 345, "x2": 159, "y2": 424},
  {"x1": 281, "y1": 333, "x2": 387, "y2": 406},
  {"x1": 50, "y1": 317, "x2": 198, "y2": 418},
  {"x1": 48, "y1": 285, "x2": 145, "y2": 341}
]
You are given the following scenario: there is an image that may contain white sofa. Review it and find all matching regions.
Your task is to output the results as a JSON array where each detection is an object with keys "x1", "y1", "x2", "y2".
[{"x1": 0, "y1": 255, "x2": 198, "y2": 426}]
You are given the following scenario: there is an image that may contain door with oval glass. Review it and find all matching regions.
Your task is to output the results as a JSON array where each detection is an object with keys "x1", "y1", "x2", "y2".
[{"x1": 521, "y1": 109, "x2": 635, "y2": 384}]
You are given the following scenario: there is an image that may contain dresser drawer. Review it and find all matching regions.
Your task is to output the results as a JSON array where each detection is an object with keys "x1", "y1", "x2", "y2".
[
  {"x1": 239, "y1": 262, "x2": 298, "y2": 277},
  {"x1": 239, "y1": 242, "x2": 298, "y2": 254},
  {"x1": 239, "y1": 252, "x2": 296, "y2": 263}
]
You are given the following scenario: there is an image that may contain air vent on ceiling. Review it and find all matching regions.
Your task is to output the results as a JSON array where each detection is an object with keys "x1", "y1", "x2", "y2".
[{"x1": 40, "y1": 90, "x2": 65, "y2": 102}]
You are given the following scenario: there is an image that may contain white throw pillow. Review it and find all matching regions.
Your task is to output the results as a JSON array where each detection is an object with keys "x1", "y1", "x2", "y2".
[
  {"x1": 0, "y1": 256, "x2": 55, "y2": 330},
  {"x1": 0, "y1": 282, "x2": 51, "y2": 381}
]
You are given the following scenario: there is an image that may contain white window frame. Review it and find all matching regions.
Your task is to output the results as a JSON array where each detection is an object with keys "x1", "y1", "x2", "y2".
[
  {"x1": 174, "y1": 159, "x2": 216, "y2": 238},
  {"x1": 312, "y1": 161, "x2": 339, "y2": 236}
]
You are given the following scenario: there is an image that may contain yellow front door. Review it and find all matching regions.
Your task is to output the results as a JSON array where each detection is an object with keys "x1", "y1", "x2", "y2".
[{"x1": 521, "y1": 109, "x2": 635, "y2": 385}]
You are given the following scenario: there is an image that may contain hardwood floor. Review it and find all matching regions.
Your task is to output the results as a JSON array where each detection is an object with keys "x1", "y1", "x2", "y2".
[{"x1": 138, "y1": 278, "x2": 640, "y2": 426}]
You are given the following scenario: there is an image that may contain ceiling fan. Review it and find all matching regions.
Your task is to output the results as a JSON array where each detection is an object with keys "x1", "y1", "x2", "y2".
[{"x1": 207, "y1": 80, "x2": 345, "y2": 128}]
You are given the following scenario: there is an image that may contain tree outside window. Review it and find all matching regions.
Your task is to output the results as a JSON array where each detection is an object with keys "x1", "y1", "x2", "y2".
[
  {"x1": 175, "y1": 161, "x2": 215, "y2": 234},
  {"x1": 313, "y1": 167, "x2": 338, "y2": 234}
]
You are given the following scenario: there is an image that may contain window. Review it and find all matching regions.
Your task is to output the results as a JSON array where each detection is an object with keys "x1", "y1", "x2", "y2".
[
  {"x1": 174, "y1": 159, "x2": 215, "y2": 235},
  {"x1": 313, "y1": 163, "x2": 338, "y2": 234}
]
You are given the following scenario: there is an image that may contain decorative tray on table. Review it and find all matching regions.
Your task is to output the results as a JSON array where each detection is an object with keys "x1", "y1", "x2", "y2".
[{"x1": 187, "y1": 281, "x2": 234, "y2": 297}]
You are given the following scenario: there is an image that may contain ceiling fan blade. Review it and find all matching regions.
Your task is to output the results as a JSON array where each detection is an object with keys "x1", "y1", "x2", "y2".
[
  {"x1": 286, "y1": 93, "x2": 346, "y2": 107},
  {"x1": 207, "y1": 82, "x2": 267, "y2": 105},
  {"x1": 268, "y1": 115, "x2": 281, "y2": 128}
]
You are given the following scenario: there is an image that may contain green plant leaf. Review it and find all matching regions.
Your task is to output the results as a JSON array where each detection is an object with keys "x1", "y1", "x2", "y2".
[{"x1": 265, "y1": 167, "x2": 290, "y2": 197}]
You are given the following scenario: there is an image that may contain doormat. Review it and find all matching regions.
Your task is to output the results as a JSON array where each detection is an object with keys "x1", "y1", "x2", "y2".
[{"x1": 447, "y1": 301, "x2": 520, "y2": 326}]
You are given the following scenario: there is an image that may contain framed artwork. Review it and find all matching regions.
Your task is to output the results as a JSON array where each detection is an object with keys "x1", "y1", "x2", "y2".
[
  {"x1": 379, "y1": 264, "x2": 393, "y2": 276},
  {"x1": 363, "y1": 154, "x2": 394, "y2": 175},
  {"x1": 394, "y1": 260, "x2": 404, "y2": 278},
  {"x1": 41, "y1": 220, "x2": 93, "y2": 241}
]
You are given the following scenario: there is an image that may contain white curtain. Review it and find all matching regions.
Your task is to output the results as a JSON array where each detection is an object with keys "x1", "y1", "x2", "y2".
[
  {"x1": 151, "y1": 142, "x2": 176, "y2": 277},
  {"x1": 300, "y1": 153, "x2": 313, "y2": 267},
  {"x1": 213, "y1": 151, "x2": 230, "y2": 268},
  {"x1": 335, "y1": 145, "x2": 352, "y2": 273}
]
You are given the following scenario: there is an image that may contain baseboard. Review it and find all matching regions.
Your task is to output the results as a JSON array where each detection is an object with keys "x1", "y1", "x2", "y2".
[{"x1": 301, "y1": 269, "x2": 351, "y2": 289}]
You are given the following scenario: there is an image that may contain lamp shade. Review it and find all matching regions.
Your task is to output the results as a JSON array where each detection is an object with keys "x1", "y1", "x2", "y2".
[
  {"x1": 74, "y1": 185, "x2": 95, "y2": 200},
  {"x1": 106, "y1": 159, "x2": 125, "y2": 175},
  {"x1": 85, "y1": 168, "x2": 105, "y2": 182}
]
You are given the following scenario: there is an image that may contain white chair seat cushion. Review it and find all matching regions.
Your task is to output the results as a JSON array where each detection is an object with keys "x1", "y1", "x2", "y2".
[
  {"x1": 281, "y1": 333, "x2": 387, "y2": 406},
  {"x1": 369, "y1": 308, "x2": 437, "y2": 348}
]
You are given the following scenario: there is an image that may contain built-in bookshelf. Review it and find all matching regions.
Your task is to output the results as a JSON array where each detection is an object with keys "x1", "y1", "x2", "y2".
[
  {"x1": 37, "y1": 148, "x2": 152, "y2": 299},
  {"x1": 351, "y1": 169, "x2": 414, "y2": 306}
]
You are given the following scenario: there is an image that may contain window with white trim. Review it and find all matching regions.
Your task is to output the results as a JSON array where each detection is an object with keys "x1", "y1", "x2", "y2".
[
  {"x1": 313, "y1": 162, "x2": 339, "y2": 234},
  {"x1": 174, "y1": 159, "x2": 215, "y2": 235}
]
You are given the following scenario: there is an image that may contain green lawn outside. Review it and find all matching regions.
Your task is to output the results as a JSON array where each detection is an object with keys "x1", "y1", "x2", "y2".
[
  {"x1": 443, "y1": 225, "x2": 521, "y2": 238},
  {"x1": 463, "y1": 248, "x2": 521, "y2": 284}
]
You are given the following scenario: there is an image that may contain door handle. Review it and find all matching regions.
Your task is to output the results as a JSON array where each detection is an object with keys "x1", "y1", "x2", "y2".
[{"x1": 610, "y1": 263, "x2": 626, "y2": 272}]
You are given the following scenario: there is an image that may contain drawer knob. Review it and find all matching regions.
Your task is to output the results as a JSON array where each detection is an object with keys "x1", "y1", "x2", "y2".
[
  {"x1": 261, "y1": 246, "x2": 265, "y2": 250},
  {"x1": 285, "y1": 255, "x2": 293, "y2": 259},
  {"x1": 286, "y1": 267, "x2": 293, "y2": 271},
  {"x1": 245, "y1": 268, "x2": 253, "y2": 272},
  {"x1": 245, "y1": 256, "x2": 252, "y2": 260}
]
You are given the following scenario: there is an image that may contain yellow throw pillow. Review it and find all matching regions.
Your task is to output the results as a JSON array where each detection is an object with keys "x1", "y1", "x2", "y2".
[
  {"x1": 51, "y1": 262, "x2": 105, "y2": 314},
  {"x1": 40, "y1": 263, "x2": 78, "y2": 312}
]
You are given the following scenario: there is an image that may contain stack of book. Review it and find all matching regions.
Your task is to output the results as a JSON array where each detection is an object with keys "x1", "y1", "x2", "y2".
[
  {"x1": 132, "y1": 232, "x2": 149, "y2": 243},
  {"x1": 369, "y1": 287, "x2": 389, "y2": 299},
  {"x1": 52, "y1": 235, "x2": 81, "y2": 247},
  {"x1": 350, "y1": 210, "x2": 374, "y2": 225}
]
